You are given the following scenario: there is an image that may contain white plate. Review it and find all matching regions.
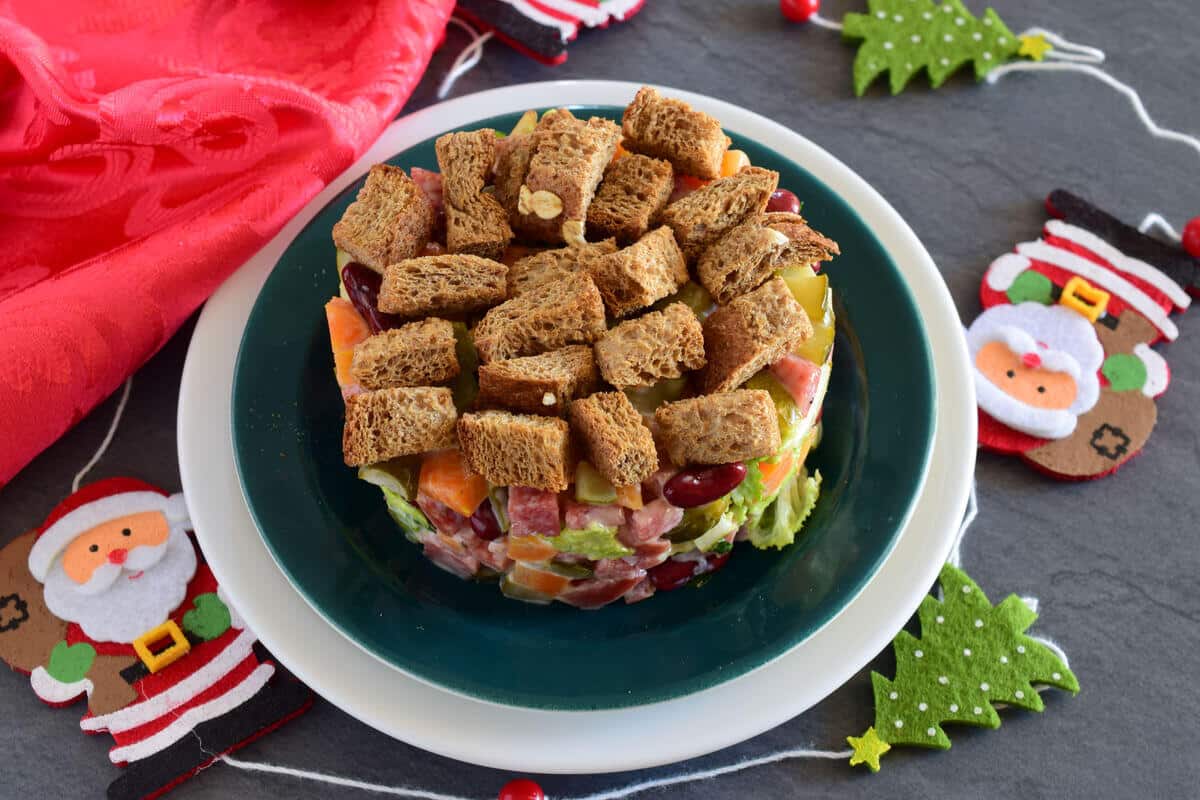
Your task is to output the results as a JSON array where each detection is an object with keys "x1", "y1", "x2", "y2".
[{"x1": 178, "y1": 80, "x2": 976, "y2": 774}]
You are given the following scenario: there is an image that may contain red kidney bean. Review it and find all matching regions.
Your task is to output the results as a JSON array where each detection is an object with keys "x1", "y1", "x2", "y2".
[
  {"x1": 342, "y1": 262, "x2": 402, "y2": 333},
  {"x1": 468, "y1": 501, "x2": 503, "y2": 541},
  {"x1": 649, "y1": 557, "x2": 699, "y2": 591},
  {"x1": 767, "y1": 188, "x2": 801, "y2": 215},
  {"x1": 704, "y1": 550, "x2": 732, "y2": 574},
  {"x1": 663, "y1": 463, "x2": 747, "y2": 508}
]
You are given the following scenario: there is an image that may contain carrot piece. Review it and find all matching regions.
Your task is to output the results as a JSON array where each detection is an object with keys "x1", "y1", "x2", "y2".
[
  {"x1": 506, "y1": 535, "x2": 560, "y2": 563},
  {"x1": 325, "y1": 298, "x2": 371, "y2": 394},
  {"x1": 419, "y1": 449, "x2": 490, "y2": 517},
  {"x1": 719, "y1": 149, "x2": 750, "y2": 177},
  {"x1": 758, "y1": 450, "x2": 796, "y2": 498},
  {"x1": 510, "y1": 562, "x2": 570, "y2": 596},
  {"x1": 614, "y1": 483, "x2": 644, "y2": 510}
]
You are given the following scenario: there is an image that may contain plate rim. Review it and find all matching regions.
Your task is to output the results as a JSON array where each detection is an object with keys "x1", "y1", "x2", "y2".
[{"x1": 179, "y1": 79, "x2": 976, "y2": 774}]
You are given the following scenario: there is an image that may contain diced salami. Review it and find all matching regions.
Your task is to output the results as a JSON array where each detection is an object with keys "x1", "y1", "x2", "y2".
[
  {"x1": 558, "y1": 576, "x2": 644, "y2": 610},
  {"x1": 619, "y1": 498, "x2": 684, "y2": 545},
  {"x1": 624, "y1": 577, "x2": 656, "y2": 604},
  {"x1": 632, "y1": 538, "x2": 672, "y2": 570},
  {"x1": 410, "y1": 167, "x2": 444, "y2": 217},
  {"x1": 469, "y1": 537, "x2": 514, "y2": 573},
  {"x1": 423, "y1": 536, "x2": 479, "y2": 579},
  {"x1": 507, "y1": 486, "x2": 561, "y2": 537},
  {"x1": 417, "y1": 492, "x2": 468, "y2": 536},
  {"x1": 641, "y1": 468, "x2": 678, "y2": 502},
  {"x1": 564, "y1": 500, "x2": 627, "y2": 531},
  {"x1": 592, "y1": 558, "x2": 645, "y2": 581}
]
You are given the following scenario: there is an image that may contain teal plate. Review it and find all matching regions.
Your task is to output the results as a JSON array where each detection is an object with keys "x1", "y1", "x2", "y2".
[{"x1": 232, "y1": 107, "x2": 935, "y2": 711}]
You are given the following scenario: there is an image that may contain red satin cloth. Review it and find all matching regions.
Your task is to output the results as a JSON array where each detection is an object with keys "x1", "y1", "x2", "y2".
[{"x1": 0, "y1": 1, "x2": 454, "y2": 486}]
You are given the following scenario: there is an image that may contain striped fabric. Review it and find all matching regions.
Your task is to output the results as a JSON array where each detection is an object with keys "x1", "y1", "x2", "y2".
[{"x1": 456, "y1": 0, "x2": 644, "y2": 64}]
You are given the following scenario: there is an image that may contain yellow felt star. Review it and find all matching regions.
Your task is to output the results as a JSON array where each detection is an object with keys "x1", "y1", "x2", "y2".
[
  {"x1": 1019, "y1": 33, "x2": 1053, "y2": 61},
  {"x1": 847, "y1": 726, "x2": 892, "y2": 773}
]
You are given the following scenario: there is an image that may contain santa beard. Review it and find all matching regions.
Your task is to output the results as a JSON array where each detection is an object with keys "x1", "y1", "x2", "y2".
[
  {"x1": 42, "y1": 525, "x2": 198, "y2": 644},
  {"x1": 975, "y1": 373, "x2": 1079, "y2": 439}
]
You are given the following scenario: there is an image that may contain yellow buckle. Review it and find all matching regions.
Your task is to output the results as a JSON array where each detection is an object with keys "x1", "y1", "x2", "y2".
[
  {"x1": 1059, "y1": 276, "x2": 1110, "y2": 322},
  {"x1": 132, "y1": 620, "x2": 191, "y2": 673}
]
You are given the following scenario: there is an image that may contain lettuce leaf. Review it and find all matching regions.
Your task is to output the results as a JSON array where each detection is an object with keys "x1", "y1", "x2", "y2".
[
  {"x1": 727, "y1": 461, "x2": 766, "y2": 525},
  {"x1": 746, "y1": 469, "x2": 821, "y2": 550},
  {"x1": 381, "y1": 486, "x2": 433, "y2": 542},
  {"x1": 552, "y1": 524, "x2": 633, "y2": 560}
]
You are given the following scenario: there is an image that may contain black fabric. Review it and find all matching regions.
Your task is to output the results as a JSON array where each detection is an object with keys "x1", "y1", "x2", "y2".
[{"x1": 456, "y1": 0, "x2": 568, "y2": 61}]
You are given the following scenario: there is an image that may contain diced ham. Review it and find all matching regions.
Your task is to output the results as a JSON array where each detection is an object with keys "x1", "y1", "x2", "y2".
[
  {"x1": 592, "y1": 558, "x2": 646, "y2": 582},
  {"x1": 507, "y1": 486, "x2": 561, "y2": 537},
  {"x1": 470, "y1": 537, "x2": 513, "y2": 573},
  {"x1": 410, "y1": 167, "x2": 444, "y2": 217},
  {"x1": 422, "y1": 536, "x2": 479, "y2": 579},
  {"x1": 641, "y1": 468, "x2": 678, "y2": 502},
  {"x1": 558, "y1": 576, "x2": 643, "y2": 609},
  {"x1": 619, "y1": 498, "x2": 684, "y2": 546},
  {"x1": 564, "y1": 500, "x2": 627, "y2": 531},
  {"x1": 417, "y1": 492, "x2": 467, "y2": 536},
  {"x1": 632, "y1": 538, "x2": 672, "y2": 570},
  {"x1": 624, "y1": 578, "x2": 656, "y2": 604}
]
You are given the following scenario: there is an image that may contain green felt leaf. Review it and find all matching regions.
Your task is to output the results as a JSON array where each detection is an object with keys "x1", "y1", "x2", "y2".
[
  {"x1": 1101, "y1": 353, "x2": 1147, "y2": 393},
  {"x1": 1006, "y1": 270, "x2": 1055, "y2": 305},
  {"x1": 842, "y1": 0, "x2": 1022, "y2": 96},
  {"x1": 870, "y1": 565, "x2": 1079, "y2": 754},
  {"x1": 47, "y1": 640, "x2": 95, "y2": 684},
  {"x1": 182, "y1": 593, "x2": 232, "y2": 642}
]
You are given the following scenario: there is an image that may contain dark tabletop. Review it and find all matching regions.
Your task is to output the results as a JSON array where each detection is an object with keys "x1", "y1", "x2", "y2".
[{"x1": 3, "y1": 1, "x2": 1198, "y2": 797}]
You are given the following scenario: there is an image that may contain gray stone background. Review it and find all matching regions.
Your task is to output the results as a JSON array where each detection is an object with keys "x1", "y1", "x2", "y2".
[{"x1": 2, "y1": 1, "x2": 1198, "y2": 797}]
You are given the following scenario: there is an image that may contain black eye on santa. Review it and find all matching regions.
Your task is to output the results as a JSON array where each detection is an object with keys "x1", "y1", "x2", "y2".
[
  {"x1": 1037, "y1": 386, "x2": 1046, "y2": 394},
  {"x1": 121, "y1": 528, "x2": 132, "y2": 537},
  {"x1": 89, "y1": 544, "x2": 99, "y2": 553},
  {"x1": 1006, "y1": 370, "x2": 1015, "y2": 379}
]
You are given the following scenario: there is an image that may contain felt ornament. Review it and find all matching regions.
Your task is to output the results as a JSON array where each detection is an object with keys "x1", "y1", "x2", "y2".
[
  {"x1": 969, "y1": 189, "x2": 1195, "y2": 480},
  {"x1": 0, "y1": 477, "x2": 311, "y2": 800},
  {"x1": 454, "y1": 0, "x2": 645, "y2": 65},
  {"x1": 848, "y1": 564, "x2": 1079, "y2": 771}
]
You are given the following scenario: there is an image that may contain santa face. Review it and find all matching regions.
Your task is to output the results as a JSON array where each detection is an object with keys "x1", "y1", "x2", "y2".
[{"x1": 42, "y1": 516, "x2": 197, "y2": 644}]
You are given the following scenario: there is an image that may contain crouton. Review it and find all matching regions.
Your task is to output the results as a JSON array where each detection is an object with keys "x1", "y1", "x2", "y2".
[
  {"x1": 654, "y1": 390, "x2": 781, "y2": 466},
  {"x1": 477, "y1": 345, "x2": 599, "y2": 416},
  {"x1": 697, "y1": 222, "x2": 791, "y2": 304},
  {"x1": 762, "y1": 212, "x2": 841, "y2": 267},
  {"x1": 493, "y1": 132, "x2": 534, "y2": 219},
  {"x1": 621, "y1": 87, "x2": 731, "y2": 180},
  {"x1": 472, "y1": 273, "x2": 607, "y2": 363},
  {"x1": 701, "y1": 278, "x2": 813, "y2": 393},
  {"x1": 436, "y1": 130, "x2": 513, "y2": 259},
  {"x1": 594, "y1": 303, "x2": 706, "y2": 389},
  {"x1": 332, "y1": 165, "x2": 435, "y2": 272},
  {"x1": 660, "y1": 166, "x2": 778, "y2": 262},
  {"x1": 586, "y1": 154, "x2": 674, "y2": 244},
  {"x1": 569, "y1": 392, "x2": 658, "y2": 487},
  {"x1": 350, "y1": 319, "x2": 459, "y2": 390},
  {"x1": 513, "y1": 109, "x2": 621, "y2": 245},
  {"x1": 507, "y1": 239, "x2": 618, "y2": 297},
  {"x1": 587, "y1": 226, "x2": 688, "y2": 317},
  {"x1": 458, "y1": 410, "x2": 574, "y2": 492},
  {"x1": 377, "y1": 254, "x2": 507, "y2": 318},
  {"x1": 342, "y1": 387, "x2": 457, "y2": 466}
]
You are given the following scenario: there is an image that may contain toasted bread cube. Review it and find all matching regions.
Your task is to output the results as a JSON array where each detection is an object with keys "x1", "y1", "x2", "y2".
[
  {"x1": 350, "y1": 319, "x2": 460, "y2": 390},
  {"x1": 378, "y1": 254, "x2": 507, "y2": 318},
  {"x1": 342, "y1": 387, "x2": 457, "y2": 466},
  {"x1": 701, "y1": 278, "x2": 812, "y2": 394},
  {"x1": 587, "y1": 226, "x2": 688, "y2": 318},
  {"x1": 621, "y1": 87, "x2": 731, "y2": 180},
  {"x1": 494, "y1": 132, "x2": 534, "y2": 220},
  {"x1": 513, "y1": 109, "x2": 621, "y2": 244},
  {"x1": 586, "y1": 154, "x2": 674, "y2": 244},
  {"x1": 477, "y1": 345, "x2": 599, "y2": 416},
  {"x1": 762, "y1": 212, "x2": 841, "y2": 268},
  {"x1": 458, "y1": 410, "x2": 574, "y2": 492},
  {"x1": 660, "y1": 166, "x2": 778, "y2": 263},
  {"x1": 697, "y1": 222, "x2": 791, "y2": 304},
  {"x1": 507, "y1": 239, "x2": 618, "y2": 297},
  {"x1": 594, "y1": 303, "x2": 706, "y2": 389},
  {"x1": 332, "y1": 165, "x2": 435, "y2": 272},
  {"x1": 654, "y1": 390, "x2": 780, "y2": 466},
  {"x1": 436, "y1": 130, "x2": 514, "y2": 260},
  {"x1": 569, "y1": 392, "x2": 658, "y2": 487},
  {"x1": 472, "y1": 273, "x2": 607, "y2": 363}
]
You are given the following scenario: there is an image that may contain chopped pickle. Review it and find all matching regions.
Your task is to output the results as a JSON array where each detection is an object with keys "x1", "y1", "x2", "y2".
[
  {"x1": 779, "y1": 265, "x2": 835, "y2": 365},
  {"x1": 576, "y1": 461, "x2": 618, "y2": 504},
  {"x1": 665, "y1": 497, "x2": 731, "y2": 542},
  {"x1": 450, "y1": 322, "x2": 479, "y2": 412},
  {"x1": 534, "y1": 561, "x2": 594, "y2": 579},
  {"x1": 651, "y1": 280, "x2": 715, "y2": 318},
  {"x1": 553, "y1": 525, "x2": 633, "y2": 559},
  {"x1": 488, "y1": 486, "x2": 510, "y2": 532},
  {"x1": 625, "y1": 376, "x2": 687, "y2": 416},
  {"x1": 359, "y1": 457, "x2": 421, "y2": 500},
  {"x1": 336, "y1": 248, "x2": 354, "y2": 271},
  {"x1": 744, "y1": 372, "x2": 803, "y2": 444},
  {"x1": 500, "y1": 573, "x2": 555, "y2": 604},
  {"x1": 509, "y1": 109, "x2": 538, "y2": 137},
  {"x1": 693, "y1": 513, "x2": 739, "y2": 552}
]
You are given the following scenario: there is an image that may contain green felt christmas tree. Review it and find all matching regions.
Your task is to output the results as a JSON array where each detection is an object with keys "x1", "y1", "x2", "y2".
[
  {"x1": 848, "y1": 565, "x2": 1079, "y2": 771},
  {"x1": 842, "y1": 0, "x2": 1023, "y2": 95}
]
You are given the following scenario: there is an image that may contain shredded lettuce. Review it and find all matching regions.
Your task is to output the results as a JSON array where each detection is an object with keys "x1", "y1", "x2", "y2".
[
  {"x1": 380, "y1": 486, "x2": 433, "y2": 542},
  {"x1": 746, "y1": 469, "x2": 821, "y2": 550},
  {"x1": 692, "y1": 513, "x2": 739, "y2": 552},
  {"x1": 552, "y1": 524, "x2": 633, "y2": 560},
  {"x1": 727, "y1": 461, "x2": 766, "y2": 525}
]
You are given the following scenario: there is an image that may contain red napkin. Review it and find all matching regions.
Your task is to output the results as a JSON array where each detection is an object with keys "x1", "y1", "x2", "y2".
[{"x1": 0, "y1": 1, "x2": 455, "y2": 486}]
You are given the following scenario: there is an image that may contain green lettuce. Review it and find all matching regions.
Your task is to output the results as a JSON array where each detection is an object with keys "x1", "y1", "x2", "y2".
[
  {"x1": 380, "y1": 486, "x2": 433, "y2": 542},
  {"x1": 727, "y1": 461, "x2": 766, "y2": 525},
  {"x1": 746, "y1": 469, "x2": 822, "y2": 550},
  {"x1": 552, "y1": 524, "x2": 633, "y2": 560}
]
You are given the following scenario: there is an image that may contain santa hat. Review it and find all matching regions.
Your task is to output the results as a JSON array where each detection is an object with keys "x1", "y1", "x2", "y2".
[{"x1": 28, "y1": 477, "x2": 190, "y2": 583}]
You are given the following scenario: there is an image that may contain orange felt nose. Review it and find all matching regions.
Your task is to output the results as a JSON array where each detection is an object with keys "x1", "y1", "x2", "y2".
[{"x1": 108, "y1": 549, "x2": 128, "y2": 565}]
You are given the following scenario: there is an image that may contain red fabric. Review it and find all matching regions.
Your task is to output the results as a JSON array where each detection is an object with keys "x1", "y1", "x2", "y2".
[
  {"x1": 0, "y1": 1, "x2": 455, "y2": 486},
  {"x1": 39, "y1": 477, "x2": 165, "y2": 533}
]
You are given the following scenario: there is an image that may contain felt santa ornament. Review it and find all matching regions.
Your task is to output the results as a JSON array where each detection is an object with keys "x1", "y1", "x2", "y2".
[
  {"x1": 0, "y1": 478, "x2": 310, "y2": 800},
  {"x1": 968, "y1": 190, "x2": 1196, "y2": 479}
]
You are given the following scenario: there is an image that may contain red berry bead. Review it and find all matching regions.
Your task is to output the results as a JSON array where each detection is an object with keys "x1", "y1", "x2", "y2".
[
  {"x1": 1182, "y1": 216, "x2": 1200, "y2": 259},
  {"x1": 499, "y1": 778, "x2": 545, "y2": 800},
  {"x1": 781, "y1": 0, "x2": 820, "y2": 22}
]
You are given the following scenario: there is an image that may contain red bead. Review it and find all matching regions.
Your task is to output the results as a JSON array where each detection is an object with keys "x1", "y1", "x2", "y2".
[
  {"x1": 780, "y1": 0, "x2": 820, "y2": 22},
  {"x1": 1182, "y1": 216, "x2": 1200, "y2": 259},
  {"x1": 499, "y1": 778, "x2": 545, "y2": 800}
]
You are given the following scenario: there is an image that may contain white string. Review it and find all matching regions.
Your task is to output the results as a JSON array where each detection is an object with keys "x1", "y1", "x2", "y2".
[
  {"x1": 70, "y1": 377, "x2": 133, "y2": 493},
  {"x1": 219, "y1": 755, "x2": 475, "y2": 800},
  {"x1": 808, "y1": 13, "x2": 844, "y2": 31},
  {"x1": 1017, "y1": 27, "x2": 1106, "y2": 64},
  {"x1": 1138, "y1": 213, "x2": 1183, "y2": 242},
  {"x1": 985, "y1": 61, "x2": 1200, "y2": 159},
  {"x1": 437, "y1": 17, "x2": 494, "y2": 101}
]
